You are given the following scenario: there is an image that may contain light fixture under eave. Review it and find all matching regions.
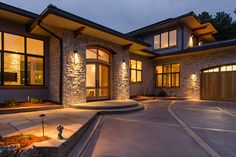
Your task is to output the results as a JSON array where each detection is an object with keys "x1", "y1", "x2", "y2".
[{"x1": 74, "y1": 49, "x2": 79, "y2": 64}]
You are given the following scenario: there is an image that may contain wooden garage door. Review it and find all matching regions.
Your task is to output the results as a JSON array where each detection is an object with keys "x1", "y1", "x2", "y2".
[{"x1": 201, "y1": 64, "x2": 236, "y2": 101}]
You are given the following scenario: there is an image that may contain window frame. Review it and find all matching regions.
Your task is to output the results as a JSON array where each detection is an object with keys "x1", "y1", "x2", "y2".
[
  {"x1": 0, "y1": 31, "x2": 45, "y2": 87},
  {"x1": 86, "y1": 48, "x2": 111, "y2": 64},
  {"x1": 155, "y1": 64, "x2": 180, "y2": 88},
  {"x1": 129, "y1": 59, "x2": 143, "y2": 84},
  {"x1": 154, "y1": 29, "x2": 178, "y2": 51}
]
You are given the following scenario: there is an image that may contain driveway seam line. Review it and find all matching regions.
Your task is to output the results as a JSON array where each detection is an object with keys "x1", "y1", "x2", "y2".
[
  {"x1": 216, "y1": 107, "x2": 236, "y2": 118},
  {"x1": 168, "y1": 101, "x2": 223, "y2": 157}
]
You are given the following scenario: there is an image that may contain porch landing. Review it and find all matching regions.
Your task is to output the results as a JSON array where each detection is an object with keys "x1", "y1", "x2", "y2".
[{"x1": 70, "y1": 100, "x2": 144, "y2": 114}]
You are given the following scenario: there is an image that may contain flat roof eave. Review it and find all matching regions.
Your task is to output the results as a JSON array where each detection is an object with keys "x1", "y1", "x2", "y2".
[{"x1": 29, "y1": 5, "x2": 150, "y2": 51}]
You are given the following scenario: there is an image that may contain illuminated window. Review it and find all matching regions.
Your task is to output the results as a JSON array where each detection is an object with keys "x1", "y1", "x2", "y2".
[
  {"x1": 156, "y1": 64, "x2": 180, "y2": 88},
  {"x1": 154, "y1": 30, "x2": 177, "y2": 50},
  {"x1": 86, "y1": 48, "x2": 110, "y2": 62},
  {"x1": 204, "y1": 65, "x2": 236, "y2": 73},
  {"x1": 27, "y1": 38, "x2": 44, "y2": 56},
  {"x1": 4, "y1": 33, "x2": 24, "y2": 53},
  {"x1": 98, "y1": 49, "x2": 109, "y2": 62},
  {"x1": 28, "y1": 57, "x2": 44, "y2": 85},
  {"x1": 0, "y1": 32, "x2": 45, "y2": 86},
  {"x1": 130, "y1": 60, "x2": 142, "y2": 83},
  {"x1": 0, "y1": 32, "x2": 2, "y2": 50},
  {"x1": 169, "y1": 30, "x2": 177, "y2": 47},
  {"x1": 161, "y1": 32, "x2": 168, "y2": 49},
  {"x1": 4, "y1": 53, "x2": 25, "y2": 85}
]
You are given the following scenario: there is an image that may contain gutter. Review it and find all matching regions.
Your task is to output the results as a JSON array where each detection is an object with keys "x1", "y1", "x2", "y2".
[{"x1": 37, "y1": 21, "x2": 63, "y2": 105}]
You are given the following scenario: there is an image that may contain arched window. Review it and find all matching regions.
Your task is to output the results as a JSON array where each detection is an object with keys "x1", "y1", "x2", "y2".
[{"x1": 86, "y1": 48, "x2": 110, "y2": 63}]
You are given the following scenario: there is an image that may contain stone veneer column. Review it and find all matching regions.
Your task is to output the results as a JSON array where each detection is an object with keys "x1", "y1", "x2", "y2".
[
  {"x1": 62, "y1": 31, "x2": 86, "y2": 107},
  {"x1": 48, "y1": 37, "x2": 60, "y2": 103},
  {"x1": 113, "y1": 51, "x2": 130, "y2": 100}
]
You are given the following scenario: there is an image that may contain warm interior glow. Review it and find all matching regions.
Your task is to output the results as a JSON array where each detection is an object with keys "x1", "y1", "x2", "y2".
[
  {"x1": 130, "y1": 59, "x2": 142, "y2": 83},
  {"x1": 4, "y1": 53, "x2": 24, "y2": 85},
  {"x1": 27, "y1": 38, "x2": 44, "y2": 56},
  {"x1": 86, "y1": 64, "x2": 96, "y2": 87},
  {"x1": 4, "y1": 33, "x2": 24, "y2": 53},
  {"x1": 28, "y1": 57, "x2": 43, "y2": 85},
  {"x1": 0, "y1": 32, "x2": 2, "y2": 50},
  {"x1": 86, "y1": 49, "x2": 97, "y2": 59},
  {"x1": 98, "y1": 50, "x2": 109, "y2": 62},
  {"x1": 169, "y1": 30, "x2": 177, "y2": 47},
  {"x1": 156, "y1": 64, "x2": 180, "y2": 87},
  {"x1": 154, "y1": 35, "x2": 160, "y2": 50},
  {"x1": 161, "y1": 32, "x2": 168, "y2": 49}
]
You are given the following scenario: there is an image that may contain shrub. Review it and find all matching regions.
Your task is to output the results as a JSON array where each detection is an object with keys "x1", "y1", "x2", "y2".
[
  {"x1": 4, "y1": 98, "x2": 16, "y2": 106},
  {"x1": 158, "y1": 90, "x2": 167, "y2": 97},
  {"x1": 30, "y1": 97, "x2": 42, "y2": 104}
]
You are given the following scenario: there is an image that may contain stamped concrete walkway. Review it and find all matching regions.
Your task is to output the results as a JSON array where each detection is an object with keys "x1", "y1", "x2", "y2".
[{"x1": 0, "y1": 108, "x2": 96, "y2": 147}]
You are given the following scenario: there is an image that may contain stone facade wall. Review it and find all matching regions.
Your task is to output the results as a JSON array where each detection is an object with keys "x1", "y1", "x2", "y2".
[
  {"x1": 154, "y1": 47, "x2": 236, "y2": 99},
  {"x1": 48, "y1": 37, "x2": 60, "y2": 103},
  {"x1": 49, "y1": 29, "x2": 130, "y2": 106}
]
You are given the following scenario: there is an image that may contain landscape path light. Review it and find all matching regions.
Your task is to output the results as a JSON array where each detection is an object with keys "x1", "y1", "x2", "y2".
[{"x1": 39, "y1": 114, "x2": 46, "y2": 137}]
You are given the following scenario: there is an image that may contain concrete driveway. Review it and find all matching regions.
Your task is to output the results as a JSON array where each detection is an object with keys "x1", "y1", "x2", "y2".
[{"x1": 80, "y1": 100, "x2": 236, "y2": 157}]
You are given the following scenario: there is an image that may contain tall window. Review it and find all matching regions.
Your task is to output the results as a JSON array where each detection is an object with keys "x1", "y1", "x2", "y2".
[
  {"x1": 154, "y1": 30, "x2": 177, "y2": 50},
  {"x1": 156, "y1": 64, "x2": 180, "y2": 88},
  {"x1": 130, "y1": 60, "x2": 142, "y2": 83},
  {"x1": 0, "y1": 32, "x2": 44, "y2": 86}
]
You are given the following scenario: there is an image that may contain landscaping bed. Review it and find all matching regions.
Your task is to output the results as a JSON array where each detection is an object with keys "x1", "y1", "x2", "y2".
[
  {"x1": 0, "y1": 102, "x2": 57, "y2": 108},
  {"x1": 0, "y1": 134, "x2": 51, "y2": 149}
]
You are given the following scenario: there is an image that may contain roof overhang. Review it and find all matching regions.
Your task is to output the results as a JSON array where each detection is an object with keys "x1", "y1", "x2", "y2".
[
  {"x1": 180, "y1": 14, "x2": 217, "y2": 42},
  {"x1": 29, "y1": 5, "x2": 150, "y2": 52},
  {"x1": 0, "y1": 2, "x2": 38, "y2": 25},
  {"x1": 128, "y1": 12, "x2": 217, "y2": 42},
  {"x1": 152, "y1": 39, "x2": 236, "y2": 60}
]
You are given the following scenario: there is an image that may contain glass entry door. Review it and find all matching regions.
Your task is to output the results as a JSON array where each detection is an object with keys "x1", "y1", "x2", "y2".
[{"x1": 86, "y1": 63, "x2": 110, "y2": 101}]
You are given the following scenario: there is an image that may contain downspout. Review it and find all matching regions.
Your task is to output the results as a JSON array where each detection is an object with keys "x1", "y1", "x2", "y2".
[
  {"x1": 37, "y1": 21, "x2": 63, "y2": 105},
  {"x1": 177, "y1": 20, "x2": 184, "y2": 51}
]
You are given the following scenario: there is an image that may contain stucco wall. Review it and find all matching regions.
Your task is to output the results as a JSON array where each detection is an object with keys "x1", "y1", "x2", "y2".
[
  {"x1": 130, "y1": 53, "x2": 155, "y2": 96},
  {"x1": 154, "y1": 46, "x2": 236, "y2": 99}
]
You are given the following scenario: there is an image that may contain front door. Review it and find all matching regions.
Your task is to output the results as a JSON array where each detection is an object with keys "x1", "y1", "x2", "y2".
[
  {"x1": 86, "y1": 47, "x2": 111, "y2": 101},
  {"x1": 86, "y1": 63, "x2": 110, "y2": 101}
]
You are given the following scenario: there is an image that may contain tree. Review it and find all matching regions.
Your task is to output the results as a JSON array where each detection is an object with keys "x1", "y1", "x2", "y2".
[
  {"x1": 212, "y1": 12, "x2": 234, "y2": 40},
  {"x1": 198, "y1": 12, "x2": 212, "y2": 21},
  {"x1": 198, "y1": 11, "x2": 236, "y2": 40},
  {"x1": 234, "y1": 9, "x2": 236, "y2": 14}
]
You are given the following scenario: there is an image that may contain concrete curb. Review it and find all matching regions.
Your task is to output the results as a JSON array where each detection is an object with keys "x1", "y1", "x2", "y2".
[
  {"x1": 32, "y1": 113, "x2": 101, "y2": 157},
  {"x1": 168, "y1": 101, "x2": 222, "y2": 157},
  {"x1": 0, "y1": 105, "x2": 63, "y2": 115}
]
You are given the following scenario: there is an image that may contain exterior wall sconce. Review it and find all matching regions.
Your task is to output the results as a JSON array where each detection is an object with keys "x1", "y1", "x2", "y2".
[
  {"x1": 122, "y1": 59, "x2": 126, "y2": 70},
  {"x1": 74, "y1": 49, "x2": 79, "y2": 64},
  {"x1": 189, "y1": 35, "x2": 194, "y2": 48},
  {"x1": 191, "y1": 72, "x2": 196, "y2": 80}
]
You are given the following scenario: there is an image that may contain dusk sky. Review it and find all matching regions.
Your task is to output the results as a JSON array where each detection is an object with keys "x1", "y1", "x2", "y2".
[{"x1": 1, "y1": 0, "x2": 236, "y2": 33}]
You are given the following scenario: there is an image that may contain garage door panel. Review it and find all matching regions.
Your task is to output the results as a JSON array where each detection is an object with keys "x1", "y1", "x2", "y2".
[{"x1": 201, "y1": 68, "x2": 236, "y2": 101}]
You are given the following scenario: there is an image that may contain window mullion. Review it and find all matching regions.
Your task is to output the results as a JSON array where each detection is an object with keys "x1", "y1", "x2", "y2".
[
  {"x1": 24, "y1": 37, "x2": 28, "y2": 86},
  {"x1": 1, "y1": 32, "x2": 4, "y2": 85}
]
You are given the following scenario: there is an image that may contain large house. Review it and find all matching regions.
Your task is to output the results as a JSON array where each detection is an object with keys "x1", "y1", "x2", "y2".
[{"x1": 0, "y1": 2, "x2": 235, "y2": 106}]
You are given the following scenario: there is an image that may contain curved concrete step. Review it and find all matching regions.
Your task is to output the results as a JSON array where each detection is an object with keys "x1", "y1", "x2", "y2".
[
  {"x1": 70, "y1": 100, "x2": 139, "y2": 110},
  {"x1": 98, "y1": 104, "x2": 144, "y2": 115}
]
